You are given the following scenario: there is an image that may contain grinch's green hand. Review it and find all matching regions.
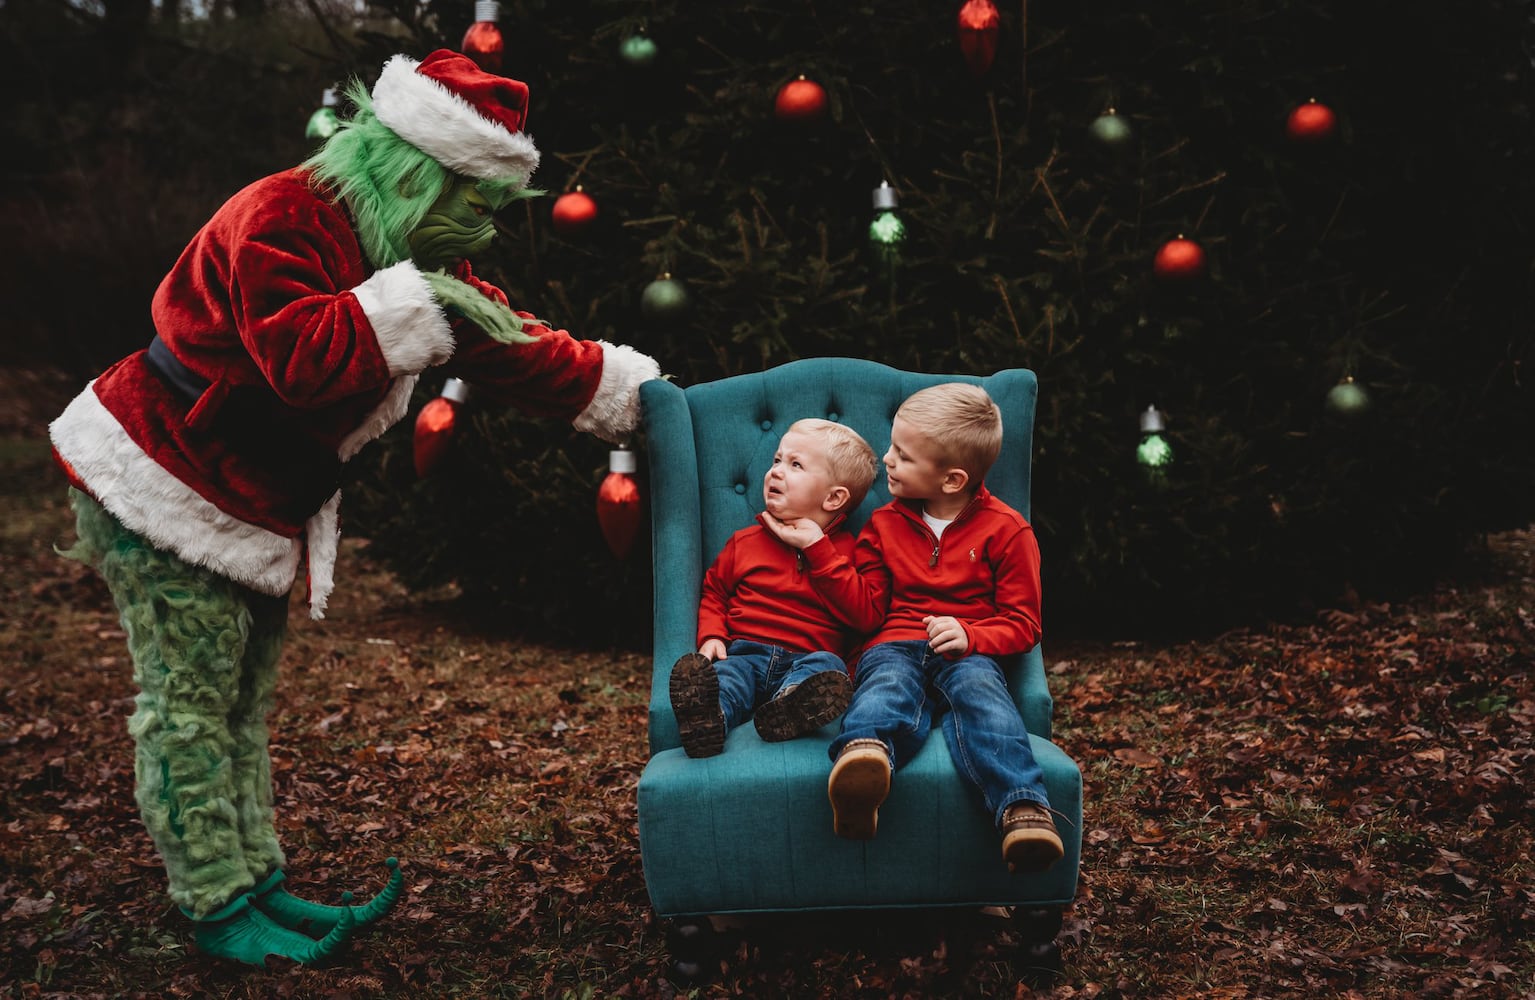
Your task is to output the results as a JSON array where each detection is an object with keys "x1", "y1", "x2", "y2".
[{"x1": 422, "y1": 270, "x2": 538, "y2": 346}]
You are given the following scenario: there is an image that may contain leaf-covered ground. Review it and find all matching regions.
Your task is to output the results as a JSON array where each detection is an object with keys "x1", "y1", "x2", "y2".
[{"x1": 2, "y1": 374, "x2": 1531, "y2": 998}]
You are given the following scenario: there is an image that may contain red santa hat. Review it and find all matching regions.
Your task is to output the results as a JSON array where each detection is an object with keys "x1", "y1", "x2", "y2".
[{"x1": 371, "y1": 49, "x2": 540, "y2": 182}]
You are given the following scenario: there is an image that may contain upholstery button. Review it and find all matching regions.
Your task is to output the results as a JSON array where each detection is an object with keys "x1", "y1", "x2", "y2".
[
  {"x1": 734, "y1": 483, "x2": 746, "y2": 494},
  {"x1": 760, "y1": 420, "x2": 773, "y2": 431},
  {"x1": 827, "y1": 412, "x2": 839, "y2": 421}
]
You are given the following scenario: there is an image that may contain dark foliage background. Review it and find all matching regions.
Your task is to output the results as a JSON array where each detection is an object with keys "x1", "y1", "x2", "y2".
[{"x1": 4, "y1": 0, "x2": 1532, "y2": 646}]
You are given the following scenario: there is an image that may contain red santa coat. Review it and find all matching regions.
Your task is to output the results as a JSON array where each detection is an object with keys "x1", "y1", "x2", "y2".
[
  {"x1": 697, "y1": 514, "x2": 878, "y2": 658},
  {"x1": 50, "y1": 168, "x2": 656, "y2": 617}
]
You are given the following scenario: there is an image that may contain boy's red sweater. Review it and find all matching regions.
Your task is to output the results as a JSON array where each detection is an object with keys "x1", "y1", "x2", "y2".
[
  {"x1": 804, "y1": 485, "x2": 1043, "y2": 659},
  {"x1": 697, "y1": 513, "x2": 876, "y2": 657}
]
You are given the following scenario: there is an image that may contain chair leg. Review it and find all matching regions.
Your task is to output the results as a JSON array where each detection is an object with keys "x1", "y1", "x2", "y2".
[
  {"x1": 665, "y1": 915, "x2": 718, "y2": 986},
  {"x1": 1010, "y1": 905, "x2": 1064, "y2": 987}
]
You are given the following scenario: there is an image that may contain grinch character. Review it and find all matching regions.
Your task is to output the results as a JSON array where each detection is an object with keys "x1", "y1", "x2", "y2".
[{"x1": 48, "y1": 50, "x2": 659, "y2": 966}]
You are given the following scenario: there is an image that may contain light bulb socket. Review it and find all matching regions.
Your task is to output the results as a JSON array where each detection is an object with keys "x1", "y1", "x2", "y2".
[
  {"x1": 871, "y1": 181, "x2": 899, "y2": 211},
  {"x1": 608, "y1": 448, "x2": 638, "y2": 474},
  {"x1": 1139, "y1": 405, "x2": 1165, "y2": 433},
  {"x1": 441, "y1": 377, "x2": 472, "y2": 405},
  {"x1": 474, "y1": 0, "x2": 500, "y2": 22}
]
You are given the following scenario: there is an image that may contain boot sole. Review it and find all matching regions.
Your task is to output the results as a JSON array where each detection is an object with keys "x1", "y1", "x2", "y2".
[
  {"x1": 755, "y1": 670, "x2": 852, "y2": 742},
  {"x1": 1003, "y1": 828, "x2": 1064, "y2": 873},
  {"x1": 828, "y1": 751, "x2": 889, "y2": 840},
  {"x1": 669, "y1": 653, "x2": 725, "y2": 758}
]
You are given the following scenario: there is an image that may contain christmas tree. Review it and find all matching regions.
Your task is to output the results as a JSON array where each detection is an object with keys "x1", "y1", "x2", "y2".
[{"x1": 5, "y1": 0, "x2": 1529, "y2": 644}]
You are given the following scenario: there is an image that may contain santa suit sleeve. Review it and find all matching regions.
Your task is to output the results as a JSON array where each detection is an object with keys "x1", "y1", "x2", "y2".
[
  {"x1": 441, "y1": 262, "x2": 659, "y2": 443},
  {"x1": 198, "y1": 181, "x2": 455, "y2": 406}
]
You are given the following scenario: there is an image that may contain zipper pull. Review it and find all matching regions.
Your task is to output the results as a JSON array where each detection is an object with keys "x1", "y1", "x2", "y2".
[{"x1": 929, "y1": 544, "x2": 939, "y2": 567}]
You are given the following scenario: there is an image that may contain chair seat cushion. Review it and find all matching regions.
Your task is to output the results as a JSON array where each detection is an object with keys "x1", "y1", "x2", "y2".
[{"x1": 637, "y1": 725, "x2": 1082, "y2": 917}]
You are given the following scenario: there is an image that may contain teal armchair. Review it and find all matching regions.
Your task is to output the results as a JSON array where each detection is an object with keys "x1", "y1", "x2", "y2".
[{"x1": 635, "y1": 359, "x2": 1081, "y2": 980}]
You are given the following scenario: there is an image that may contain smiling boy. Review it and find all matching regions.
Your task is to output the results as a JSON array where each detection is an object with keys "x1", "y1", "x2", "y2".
[{"x1": 765, "y1": 384, "x2": 1062, "y2": 872}]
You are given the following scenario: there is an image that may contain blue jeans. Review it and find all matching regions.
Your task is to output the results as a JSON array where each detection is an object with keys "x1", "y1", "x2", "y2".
[
  {"x1": 716, "y1": 640, "x2": 847, "y2": 733},
  {"x1": 830, "y1": 640, "x2": 1049, "y2": 828}
]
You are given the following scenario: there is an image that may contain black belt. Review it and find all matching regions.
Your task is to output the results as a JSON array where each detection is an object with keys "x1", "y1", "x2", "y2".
[{"x1": 144, "y1": 335, "x2": 212, "y2": 403}]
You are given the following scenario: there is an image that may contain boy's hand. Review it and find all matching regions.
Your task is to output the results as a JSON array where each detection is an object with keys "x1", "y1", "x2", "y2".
[
  {"x1": 760, "y1": 514, "x2": 825, "y2": 550},
  {"x1": 923, "y1": 615, "x2": 970, "y2": 656},
  {"x1": 699, "y1": 639, "x2": 728, "y2": 661}
]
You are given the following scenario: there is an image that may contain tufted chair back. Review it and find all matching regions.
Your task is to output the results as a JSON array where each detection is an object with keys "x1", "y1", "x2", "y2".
[{"x1": 640, "y1": 359, "x2": 1041, "y2": 752}]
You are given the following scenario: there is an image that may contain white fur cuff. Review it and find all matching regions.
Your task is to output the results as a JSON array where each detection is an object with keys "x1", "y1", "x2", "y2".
[
  {"x1": 352, "y1": 261, "x2": 455, "y2": 376},
  {"x1": 572, "y1": 342, "x2": 661, "y2": 444}
]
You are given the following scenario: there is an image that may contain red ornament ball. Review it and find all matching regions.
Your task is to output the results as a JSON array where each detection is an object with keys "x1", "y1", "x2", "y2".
[
  {"x1": 956, "y1": 0, "x2": 1001, "y2": 78},
  {"x1": 460, "y1": 21, "x2": 504, "y2": 75},
  {"x1": 1286, "y1": 100, "x2": 1337, "y2": 143},
  {"x1": 551, "y1": 189, "x2": 599, "y2": 236},
  {"x1": 1153, "y1": 237, "x2": 1206, "y2": 282},
  {"x1": 412, "y1": 396, "x2": 459, "y2": 477},
  {"x1": 596, "y1": 450, "x2": 644, "y2": 559},
  {"x1": 774, "y1": 76, "x2": 828, "y2": 123}
]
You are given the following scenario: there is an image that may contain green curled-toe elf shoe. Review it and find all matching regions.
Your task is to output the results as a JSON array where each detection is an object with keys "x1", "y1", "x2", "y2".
[
  {"x1": 252, "y1": 857, "x2": 405, "y2": 934},
  {"x1": 187, "y1": 890, "x2": 356, "y2": 966}
]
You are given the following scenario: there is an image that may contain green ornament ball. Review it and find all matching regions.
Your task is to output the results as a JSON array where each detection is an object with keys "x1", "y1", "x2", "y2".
[
  {"x1": 1136, "y1": 432, "x2": 1174, "y2": 469},
  {"x1": 641, "y1": 276, "x2": 689, "y2": 320},
  {"x1": 620, "y1": 35, "x2": 658, "y2": 68},
  {"x1": 305, "y1": 106, "x2": 340, "y2": 141},
  {"x1": 1326, "y1": 378, "x2": 1370, "y2": 415},
  {"x1": 868, "y1": 210, "x2": 905, "y2": 247},
  {"x1": 1090, "y1": 110, "x2": 1132, "y2": 146}
]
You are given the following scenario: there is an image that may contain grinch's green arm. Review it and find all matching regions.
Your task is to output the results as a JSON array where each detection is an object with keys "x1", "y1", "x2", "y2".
[{"x1": 421, "y1": 270, "x2": 539, "y2": 346}]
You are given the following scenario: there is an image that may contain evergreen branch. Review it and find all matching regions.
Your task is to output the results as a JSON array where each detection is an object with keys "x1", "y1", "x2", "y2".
[
  {"x1": 993, "y1": 274, "x2": 1023, "y2": 344},
  {"x1": 1030, "y1": 155, "x2": 1070, "y2": 234},
  {"x1": 1147, "y1": 171, "x2": 1227, "y2": 211},
  {"x1": 986, "y1": 92, "x2": 1003, "y2": 241},
  {"x1": 1020, "y1": 0, "x2": 1031, "y2": 120},
  {"x1": 300, "y1": 0, "x2": 352, "y2": 58},
  {"x1": 621, "y1": 215, "x2": 682, "y2": 227},
  {"x1": 1318, "y1": 190, "x2": 1348, "y2": 245}
]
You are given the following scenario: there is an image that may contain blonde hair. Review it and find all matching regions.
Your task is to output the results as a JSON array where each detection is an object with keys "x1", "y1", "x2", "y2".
[
  {"x1": 895, "y1": 383, "x2": 1003, "y2": 483},
  {"x1": 787, "y1": 419, "x2": 879, "y2": 510}
]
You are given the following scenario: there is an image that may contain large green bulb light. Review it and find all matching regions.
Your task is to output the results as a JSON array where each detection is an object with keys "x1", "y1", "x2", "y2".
[
  {"x1": 305, "y1": 87, "x2": 340, "y2": 141},
  {"x1": 1137, "y1": 433, "x2": 1174, "y2": 468},
  {"x1": 869, "y1": 210, "x2": 906, "y2": 246},
  {"x1": 1137, "y1": 405, "x2": 1173, "y2": 469}
]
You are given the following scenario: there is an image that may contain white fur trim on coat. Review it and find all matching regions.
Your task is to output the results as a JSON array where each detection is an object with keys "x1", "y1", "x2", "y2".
[
  {"x1": 371, "y1": 54, "x2": 540, "y2": 182},
  {"x1": 352, "y1": 261, "x2": 455, "y2": 376},
  {"x1": 305, "y1": 490, "x2": 342, "y2": 619},
  {"x1": 50, "y1": 386, "x2": 302, "y2": 598},
  {"x1": 572, "y1": 341, "x2": 661, "y2": 444},
  {"x1": 339, "y1": 374, "x2": 418, "y2": 463}
]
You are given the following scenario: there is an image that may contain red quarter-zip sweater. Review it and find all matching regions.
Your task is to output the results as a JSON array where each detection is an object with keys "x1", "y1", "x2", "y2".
[
  {"x1": 697, "y1": 513, "x2": 877, "y2": 657},
  {"x1": 803, "y1": 485, "x2": 1043, "y2": 659}
]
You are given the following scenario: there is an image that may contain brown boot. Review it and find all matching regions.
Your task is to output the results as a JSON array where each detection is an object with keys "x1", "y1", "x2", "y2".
[
  {"x1": 755, "y1": 670, "x2": 852, "y2": 742},
  {"x1": 1001, "y1": 801, "x2": 1064, "y2": 873},
  {"x1": 827, "y1": 739, "x2": 890, "y2": 840},
  {"x1": 669, "y1": 652, "x2": 725, "y2": 758}
]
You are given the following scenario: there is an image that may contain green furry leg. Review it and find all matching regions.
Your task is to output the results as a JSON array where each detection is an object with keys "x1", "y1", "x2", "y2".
[
  {"x1": 231, "y1": 591, "x2": 288, "y2": 883},
  {"x1": 66, "y1": 490, "x2": 276, "y2": 918}
]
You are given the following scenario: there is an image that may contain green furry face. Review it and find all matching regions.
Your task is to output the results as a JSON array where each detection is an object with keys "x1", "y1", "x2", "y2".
[{"x1": 408, "y1": 176, "x2": 497, "y2": 270}]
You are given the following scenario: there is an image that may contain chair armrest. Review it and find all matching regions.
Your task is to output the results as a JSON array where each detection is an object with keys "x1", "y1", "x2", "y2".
[
  {"x1": 1010, "y1": 645, "x2": 1053, "y2": 740},
  {"x1": 641, "y1": 378, "x2": 703, "y2": 754}
]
